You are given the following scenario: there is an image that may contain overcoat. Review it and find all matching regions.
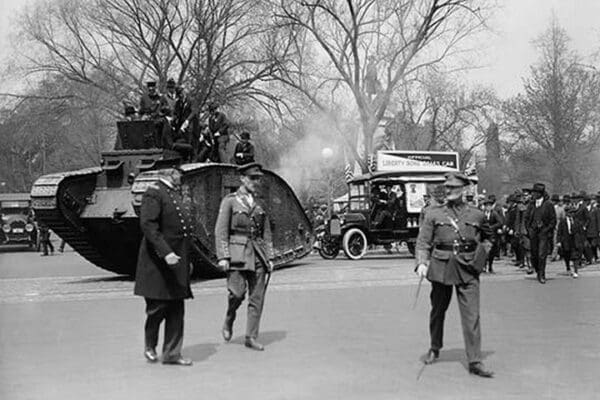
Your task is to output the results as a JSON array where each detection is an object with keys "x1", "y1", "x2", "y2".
[
  {"x1": 215, "y1": 186, "x2": 274, "y2": 271},
  {"x1": 557, "y1": 217, "x2": 586, "y2": 254},
  {"x1": 134, "y1": 180, "x2": 194, "y2": 300}
]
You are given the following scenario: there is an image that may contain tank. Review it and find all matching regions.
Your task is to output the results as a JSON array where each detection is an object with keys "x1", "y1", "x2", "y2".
[{"x1": 30, "y1": 120, "x2": 313, "y2": 278}]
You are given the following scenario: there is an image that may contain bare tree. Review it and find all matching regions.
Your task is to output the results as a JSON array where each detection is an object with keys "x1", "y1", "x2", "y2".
[
  {"x1": 18, "y1": 0, "x2": 295, "y2": 115},
  {"x1": 391, "y1": 72, "x2": 498, "y2": 169},
  {"x1": 503, "y1": 18, "x2": 600, "y2": 192},
  {"x1": 273, "y1": 0, "x2": 490, "y2": 171}
]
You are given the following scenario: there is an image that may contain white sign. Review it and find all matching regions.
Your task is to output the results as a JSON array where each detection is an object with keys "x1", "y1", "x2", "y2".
[
  {"x1": 377, "y1": 151, "x2": 459, "y2": 172},
  {"x1": 406, "y1": 182, "x2": 427, "y2": 213}
]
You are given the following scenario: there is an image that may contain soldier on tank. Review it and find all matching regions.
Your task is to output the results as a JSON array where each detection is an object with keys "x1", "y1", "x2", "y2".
[
  {"x1": 139, "y1": 81, "x2": 162, "y2": 118},
  {"x1": 233, "y1": 131, "x2": 255, "y2": 165},
  {"x1": 134, "y1": 168, "x2": 194, "y2": 366},
  {"x1": 415, "y1": 171, "x2": 494, "y2": 378},
  {"x1": 215, "y1": 163, "x2": 275, "y2": 351},
  {"x1": 207, "y1": 102, "x2": 230, "y2": 163}
]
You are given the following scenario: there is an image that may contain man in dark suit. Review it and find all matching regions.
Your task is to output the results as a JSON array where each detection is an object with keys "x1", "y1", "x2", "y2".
[
  {"x1": 415, "y1": 171, "x2": 493, "y2": 378},
  {"x1": 525, "y1": 183, "x2": 556, "y2": 284},
  {"x1": 215, "y1": 162, "x2": 275, "y2": 351},
  {"x1": 584, "y1": 194, "x2": 599, "y2": 263},
  {"x1": 557, "y1": 204, "x2": 586, "y2": 278},
  {"x1": 233, "y1": 131, "x2": 255, "y2": 165},
  {"x1": 483, "y1": 195, "x2": 504, "y2": 273},
  {"x1": 134, "y1": 168, "x2": 194, "y2": 366}
]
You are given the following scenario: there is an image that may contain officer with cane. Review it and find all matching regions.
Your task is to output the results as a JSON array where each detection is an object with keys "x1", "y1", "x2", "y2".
[
  {"x1": 414, "y1": 171, "x2": 494, "y2": 378},
  {"x1": 215, "y1": 163, "x2": 275, "y2": 351}
]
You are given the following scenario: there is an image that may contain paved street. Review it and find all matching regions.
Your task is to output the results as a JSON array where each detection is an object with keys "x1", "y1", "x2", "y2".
[{"x1": 1, "y1": 247, "x2": 600, "y2": 399}]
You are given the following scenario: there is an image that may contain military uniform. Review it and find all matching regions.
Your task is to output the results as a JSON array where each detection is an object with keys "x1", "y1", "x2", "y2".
[
  {"x1": 134, "y1": 173, "x2": 194, "y2": 364},
  {"x1": 415, "y1": 172, "x2": 493, "y2": 377},
  {"x1": 215, "y1": 165, "x2": 274, "y2": 348}
]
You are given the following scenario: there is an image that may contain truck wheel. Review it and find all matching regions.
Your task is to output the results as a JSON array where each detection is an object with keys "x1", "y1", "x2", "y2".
[{"x1": 342, "y1": 228, "x2": 367, "y2": 260}]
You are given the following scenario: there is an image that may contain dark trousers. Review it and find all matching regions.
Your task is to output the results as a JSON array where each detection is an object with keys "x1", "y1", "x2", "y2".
[
  {"x1": 429, "y1": 280, "x2": 482, "y2": 363},
  {"x1": 530, "y1": 233, "x2": 550, "y2": 278},
  {"x1": 144, "y1": 298, "x2": 184, "y2": 361},
  {"x1": 41, "y1": 239, "x2": 54, "y2": 255},
  {"x1": 225, "y1": 267, "x2": 266, "y2": 339},
  {"x1": 585, "y1": 238, "x2": 597, "y2": 262},
  {"x1": 486, "y1": 239, "x2": 498, "y2": 271}
]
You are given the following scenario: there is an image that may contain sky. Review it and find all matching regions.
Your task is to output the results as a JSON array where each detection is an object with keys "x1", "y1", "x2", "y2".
[{"x1": 0, "y1": 0, "x2": 599, "y2": 98}]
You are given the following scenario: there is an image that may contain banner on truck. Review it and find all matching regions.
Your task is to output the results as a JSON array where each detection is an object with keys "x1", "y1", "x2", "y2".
[{"x1": 376, "y1": 151, "x2": 459, "y2": 172}]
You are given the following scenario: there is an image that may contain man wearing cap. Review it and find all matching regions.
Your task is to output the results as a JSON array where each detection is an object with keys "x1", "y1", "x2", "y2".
[
  {"x1": 207, "y1": 102, "x2": 230, "y2": 163},
  {"x1": 233, "y1": 131, "x2": 255, "y2": 165},
  {"x1": 134, "y1": 168, "x2": 194, "y2": 366},
  {"x1": 139, "y1": 81, "x2": 162, "y2": 118},
  {"x1": 159, "y1": 78, "x2": 178, "y2": 118},
  {"x1": 215, "y1": 162, "x2": 275, "y2": 351},
  {"x1": 525, "y1": 183, "x2": 556, "y2": 284},
  {"x1": 415, "y1": 171, "x2": 494, "y2": 378}
]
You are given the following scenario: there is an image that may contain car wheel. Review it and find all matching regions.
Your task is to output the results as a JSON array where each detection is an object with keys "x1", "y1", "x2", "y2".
[
  {"x1": 318, "y1": 242, "x2": 340, "y2": 259},
  {"x1": 342, "y1": 228, "x2": 367, "y2": 260}
]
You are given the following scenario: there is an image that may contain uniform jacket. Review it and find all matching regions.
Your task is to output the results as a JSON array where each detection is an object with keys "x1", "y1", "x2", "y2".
[
  {"x1": 134, "y1": 180, "x2": 194, "y2": 300},
  {"x1": 416, "y1": 202, "x2": 486, "y2": 285},
  {"x1": 526, "y1": 198, "x2": 556, "y2": 237},
  {"x1": 557, "y1": 216, "x2": 586, "y2": 253},
  {"x1": 215, "y1": 186, "x2": 274, "y2": 271}
]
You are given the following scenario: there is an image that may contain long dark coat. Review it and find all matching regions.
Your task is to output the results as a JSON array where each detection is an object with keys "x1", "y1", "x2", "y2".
[
  {"x1": 134, "y1": 180, "x2": 194, "y2": 300},
  {"x1": 557, "y1": 217, "x2": 586, "y2": 254}
]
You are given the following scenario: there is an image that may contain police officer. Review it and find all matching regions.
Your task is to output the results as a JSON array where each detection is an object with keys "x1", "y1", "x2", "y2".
[
  {"x1": 215, "y1": 162, "x2": 275, "y2": 351},
  {"x1": 415, "y1": 171, "x2": 494, "y2": 378},
  {"x1": 134, "y1": 168, "x2": 194, "y2": 366}
]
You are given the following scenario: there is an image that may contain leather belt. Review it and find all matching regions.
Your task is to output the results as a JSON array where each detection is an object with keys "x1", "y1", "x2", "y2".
[{"x1": 434, "y1": 242, "x2": 477, "y2": 253}]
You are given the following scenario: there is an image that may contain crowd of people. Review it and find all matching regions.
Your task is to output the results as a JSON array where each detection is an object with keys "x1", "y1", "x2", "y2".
[
  {"x1": 418, "y1": 183, "x2": 600, "y2": 281},
  {"x1": 123, "y1": 79, "x2": 255, "y2": 166}
]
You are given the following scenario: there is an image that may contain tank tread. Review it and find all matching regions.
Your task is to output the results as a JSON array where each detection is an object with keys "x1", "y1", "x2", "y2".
[{"x1": 31, "y1": 168, "x2": 117, "y2": 273}]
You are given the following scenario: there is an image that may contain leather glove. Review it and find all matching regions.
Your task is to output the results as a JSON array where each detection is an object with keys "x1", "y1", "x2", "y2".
[
  {"x1": 218, "y1": 259, "x2": 230, "y2": 272},
  {"x1": 164, "y1": 252, "x2": 181, "y2": 266},
  {"x1": 415, "y1": 263, "x2": 428, "y2": 279},
  {"x1": 267, "y1": 261, "x2": 274, "y2": 273}
]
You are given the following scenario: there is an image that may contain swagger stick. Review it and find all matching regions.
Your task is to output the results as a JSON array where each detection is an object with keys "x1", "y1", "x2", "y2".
[{"x1": 411, "y1": 275, "x2": 424, "y2": 310}]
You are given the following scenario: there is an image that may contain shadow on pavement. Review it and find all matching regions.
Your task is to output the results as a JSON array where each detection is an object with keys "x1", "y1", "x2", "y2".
[
  {"x1": 183, "y1": 342, "x2": 219, "y2": 362},
  {"x1": 66, "y1": 275, "x2": 134, "y2": 284},
  {"x1": 420, "y1": 348, "x2": 495, "y2": 371},
  {"x1": 230, "y1": 330, "x2": 287, "y2": 346}
]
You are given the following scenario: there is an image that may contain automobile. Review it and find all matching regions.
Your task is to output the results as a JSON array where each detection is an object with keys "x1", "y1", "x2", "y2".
[
  {"x1": 314, "y1": 151, "x2": 477, "y2": 260},
  {"x1": 0, "y1": 193, "x2": 38, "y2": 249}
]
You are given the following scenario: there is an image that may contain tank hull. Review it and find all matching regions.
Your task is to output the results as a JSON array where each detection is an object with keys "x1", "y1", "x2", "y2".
[{"x1": 31, "y1": 163, "x2": 313, "y2": 278}]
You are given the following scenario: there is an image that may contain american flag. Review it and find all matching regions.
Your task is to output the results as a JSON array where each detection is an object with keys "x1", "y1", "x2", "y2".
[{"x1": 344, "y1": 163, "x2": 353, "y2": 182}]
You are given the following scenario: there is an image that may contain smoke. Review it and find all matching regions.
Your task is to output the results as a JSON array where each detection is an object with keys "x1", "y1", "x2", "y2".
[{"x1": 275, "y1": 114, "x2": 345, "y2": 199}]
